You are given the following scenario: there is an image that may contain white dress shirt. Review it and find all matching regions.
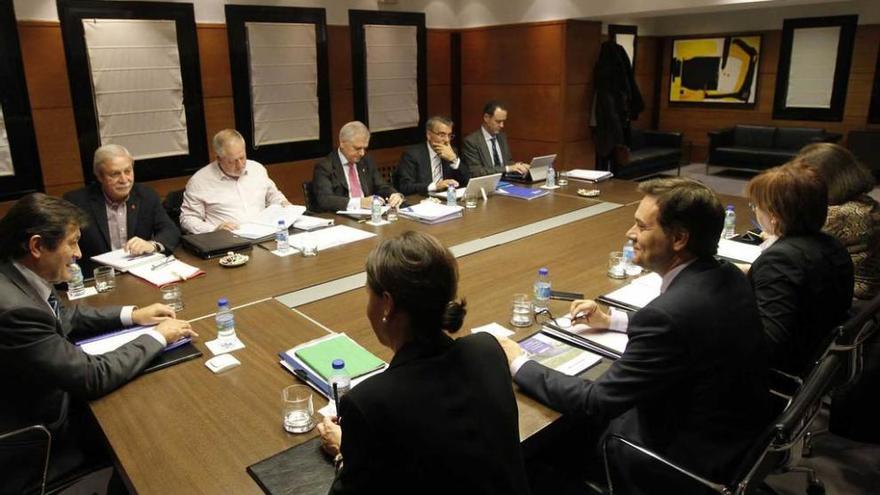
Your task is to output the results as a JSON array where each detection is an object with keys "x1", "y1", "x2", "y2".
[
  {"x1": 426, "y1": 143, "x2": 461, "y2": 193},
  {"x1": 338, "y1": 149, "x2": 367, "y2": 211},
  {"x1": 481, "y1": 126, "x2": 513, "y2": 173},
  {"x1": 180, "y1": 160, "x2": 289, "y2": 234}
]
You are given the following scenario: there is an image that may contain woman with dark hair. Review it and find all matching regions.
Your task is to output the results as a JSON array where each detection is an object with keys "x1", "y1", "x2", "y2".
[
  {"x1": 746, "y1": 161, "x2": 854, "y2": 376},
  {"x1": 317, "y1": 231, "x2": 529, "y2": 495},
  {"x1": 798, "y1": 142, "x2": 880, "y2": 300}
]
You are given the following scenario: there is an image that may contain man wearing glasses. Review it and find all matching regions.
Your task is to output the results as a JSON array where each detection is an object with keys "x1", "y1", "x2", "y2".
[{"x1": 394, "y1": 115, "x2": 469, "y2": 196}]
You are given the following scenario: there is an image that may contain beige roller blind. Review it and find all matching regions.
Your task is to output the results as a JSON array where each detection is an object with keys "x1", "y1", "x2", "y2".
[
  {"x1": 0, "y1": 106, "x2": 12, "y2": 177},
  {"x1": 364, "y1": 24, "x2": 419, "y2": 132},
  {"x1": 246, "y1": 22, "x2": 319, "y2": 146},
  {"x1": 83, "y1": 18, "x2": 188, "y2": 160},
  {"x1": 785, "y1": 26, "x2": 841, "y2": 109}
]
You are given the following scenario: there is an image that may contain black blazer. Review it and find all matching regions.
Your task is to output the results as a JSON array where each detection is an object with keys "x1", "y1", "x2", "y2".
[
  {"x1": 0, "y1": 261, "x2": 163, "y2": 491},
  {"x1": 749, "y1": 233, "x2": 853, "y2": 377},
  {"x1": 312, "y1": 151, "x2": 398, "y2": 213},
  {"x1": 393, "y1": 143, "x2": 469, "y2": 195},
  {"x1": 329, "y1": 332, "x2": 530, "y2": 495},
  {"x1": 515, "y1": 259, "x2": 771, "y2": 493},
  {"x1": 461, "y1": 129, "x2": 513, "y2": 178},
  {"x1": 64, "y1": 183, "x2": 180, "y2": 276}
]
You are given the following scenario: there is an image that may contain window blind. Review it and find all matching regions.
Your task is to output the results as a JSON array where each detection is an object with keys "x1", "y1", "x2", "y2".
[
  {"x1": 785, "y1": 26, "x2": 841, "y2": 109},
  {"x1": 364, "y1": 24, "x2": 419, "y2": 132},
  {"x1": 0, "y1": 106, "x2": 12, "y2": 177}
]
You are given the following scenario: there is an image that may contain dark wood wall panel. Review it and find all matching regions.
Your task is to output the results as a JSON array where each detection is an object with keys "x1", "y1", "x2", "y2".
[
  {"x1": 461, "y1": 22, "x2": 564, "y2": 86},
  {"x1": 657, "y1": 24, "x2": 880, "y2": 162}
]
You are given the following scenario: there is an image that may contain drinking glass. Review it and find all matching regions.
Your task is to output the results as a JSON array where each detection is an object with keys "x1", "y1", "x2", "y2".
[
  {"x1": 465, "y1": 191, "x2": 479, "y2": 209},
  {"x1": 386, "y1": 206, "x2": 399, "y2": 222},
  {"x1": 510, "y1": 293, "x2": 533, "y2": 328},
  {"x1": 282, "y1": 385, "x2": 316, "y2": 433},
  {"x1": 300, "y1": 233, "x2": 318, "y2": 257},
  {"x1": 93, "y1": 266, "x2": 116, "y2": 293},
  {"x1": 160, "y1": 284, "x2": 184, "y2": 312},
  {"x1": 607, "y1": 251, "x2": 626, "y2": 279},
  {"x1": 557, "y1": 172, "x2": 569, "y2": 186}
]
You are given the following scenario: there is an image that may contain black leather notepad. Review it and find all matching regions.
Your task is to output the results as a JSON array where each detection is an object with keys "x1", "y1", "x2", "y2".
[
  {"x1": 247, "y1": 437, "x2": 335, "y2": 495},
  {"x1": 143, "y1": 341, "x2": 201, "y2": 374}
]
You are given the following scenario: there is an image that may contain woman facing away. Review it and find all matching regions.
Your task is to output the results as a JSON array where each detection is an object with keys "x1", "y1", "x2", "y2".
[
  {"x1": 798, "y1": 142, "x2": 880, "y2": 301},
  {"x1": 745, "y1": 160, "x2": 853, "y2": 377},
  {"x1": 317, "y1": 231, "x2": 530, "y2": 495}
]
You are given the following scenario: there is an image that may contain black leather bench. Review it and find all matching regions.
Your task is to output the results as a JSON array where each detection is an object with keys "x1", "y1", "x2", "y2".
[
  {"x1": 707, "y1": 125, "x2": 841, "y2": 174},
  {"x1": 612, "y1": 128, "x2": 683, "y2": 180}
]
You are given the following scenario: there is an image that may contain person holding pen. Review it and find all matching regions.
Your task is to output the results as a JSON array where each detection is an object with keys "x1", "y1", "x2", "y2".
[
  {"x1": 311, "y1": 121, "x2": 404, "y2": 213},
  {"x1": 316, "y1": 231, "x2": 529, "y2": 494}
]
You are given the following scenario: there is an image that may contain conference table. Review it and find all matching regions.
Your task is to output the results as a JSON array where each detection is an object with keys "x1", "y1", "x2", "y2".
[{"x1": 84, "y1": 178, "x2": 752, "y2": 494}]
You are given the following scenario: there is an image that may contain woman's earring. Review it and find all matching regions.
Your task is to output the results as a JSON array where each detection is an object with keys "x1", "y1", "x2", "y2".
[{"x1": 381, "y1": 316, "x2": 388, "y2": 323}]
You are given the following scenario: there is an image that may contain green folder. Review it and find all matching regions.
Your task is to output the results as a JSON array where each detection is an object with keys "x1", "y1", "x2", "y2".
[{"x1": 294, "y1": 334, "x2": 385, "y2": 381}]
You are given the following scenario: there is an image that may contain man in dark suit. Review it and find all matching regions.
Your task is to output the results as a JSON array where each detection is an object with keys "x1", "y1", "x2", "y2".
[
  {"x1": 498, "y1": 178, "x2": 771, "y2": 493},
  {"x1": 394, "y1": 115, "x2": 469, "y2": 196},
  {"x1": 64, "y1": 144, "x2": 180, "y2": 276},
  {"x1": 0, "y1": 194, "x2": 195, "y2": 492},
  {"x1": 312, "y1": 121, "x2": 404, "y2": 213},
  {"x1": 461, "y1": 100, "x2": 530, "y2": 178}
]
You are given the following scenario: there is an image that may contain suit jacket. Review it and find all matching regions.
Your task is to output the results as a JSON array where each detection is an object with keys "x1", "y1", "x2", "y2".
[
  {"x1": 0, "y1": 261, "x2": 164, "y2": 491},
  {"x1": 515, "y1": 259, "x2": 770, "y2": 493},
  {"x1": 64, "y1": 183, "x2": 180, "y2": 277},
  {"x1": 749, "y1": 233, "x2": 853, "y2": 377},
  {"x1": 461, "y1": 128, "x2": 513, "y2": 178},
  {"x1": 394, "y1": 143, "x2": 469, "y2": 195},
  {"x1": 329, "y1": 332, "x2": 530, "y2": 495},
  {"x1": 312, "y1": 151, "x2": 398, "y2": 213}
]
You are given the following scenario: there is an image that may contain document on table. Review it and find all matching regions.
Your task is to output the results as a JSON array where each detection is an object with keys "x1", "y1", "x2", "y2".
[
  {"x1": 128, "y1": 258, "x2": 204, "y2": 287},
  {"x1": 399, "y1": 202, "x2": 463, "y2": 224},
  {"x1": 288, "y1": 225, "x2": 375, "y2": 252},
  {"x1": 77, "y1": 325, "x2": 190, "y2": 355},
  {"x1": 518, "y1": 332, "x2": 602, "y2": 376},
  {"x1": 717, "y1": 238, "x2": 762, "y2": 264},
  {"x1": 91, "y1": 249, "x2": 166, "y2": 272},
  {"x1": 597, "y1": 272, "x2": 662, "y2": 312},
  {"x1": 553, "y1": 316, "x2": 628, "y2": 355},
  {"x1": 292, "y1": 215, "x2": 334, "y2": 231},
  {"x1": 565, "y1": 169, "x2": 613, "y2": 182},
  {"x1": 336, "y1": 205, "x2": 390, "y2": 218},
  {"x1": 233, "y1": 204, "x2": 307, "y2": 239}
]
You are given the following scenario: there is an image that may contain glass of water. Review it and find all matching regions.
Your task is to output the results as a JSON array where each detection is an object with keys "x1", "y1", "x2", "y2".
[
  {"x1": 300, "y1": 232, "x2": 318, "y2": 257},
  {"x1": 386, "y1": 206, "x2": 399, "y2": 222},
  {"x1": 557, "y1": 171, "x2": 569, "y2": 186},
  {"x1": 283, "y1": 385, "x2": 316, "y2": 433},
  {"x1": 465, "y1": 191, "x2": 479, "y2": 209},
  {"x1": 160, "y1": 284, "x2": 184, "y2": 312},
  {"x1": 510, "y1": 293, "x2": 533, "y2": 328},
  {"x1": 93, "y1": 266, "x2": 116, "y2": 293}
]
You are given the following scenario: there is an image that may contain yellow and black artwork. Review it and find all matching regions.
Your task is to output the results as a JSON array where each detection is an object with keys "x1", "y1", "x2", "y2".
[{"x1": 670, "y1": 35, "x2": 761, "y2": 105}]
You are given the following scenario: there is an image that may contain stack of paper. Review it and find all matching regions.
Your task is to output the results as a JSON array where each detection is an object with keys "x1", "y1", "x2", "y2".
[
  {"x1": 597, "y1": 272, "x2": 662, "y2": 312},
  {"x1": 91, "y1": 249, "x2": 166, "y2": 272},
  {"x1": 517, "y1": 332, "x2": 602, "y2": 376},
  {"x1": 565, "y1": 169, "x2": 613, "y2": 182},
  {"x1": 279, "y1": 333, "x2": 387, "y2": 399},
  {"x1": 398, "y1": 202, "x2": 463, "y2": 224},
  {"x1": 717, "y1": 238, "x2": 762, "y2": 264},
  {"x1": 128, "y1": 258, "x2": 204, "y2": 287},
  {"x1": 552, "y1": 316, "x2": 628, "y2": 357},
  {"x1": 494, "y1": 185, "x2": 550, "y2": 200},
  {"x1": 336, "y1": 205, "x2": 390, "y2": 218},
  {"x1": 233, "y1": 204, "x2": 307, "y2": 240},
  {"x1": 288, "y1": 225, "x2": 375, "y2": 252},
  {"x1": 292, "y1": 215, "x2": 334, "y2": 231}
]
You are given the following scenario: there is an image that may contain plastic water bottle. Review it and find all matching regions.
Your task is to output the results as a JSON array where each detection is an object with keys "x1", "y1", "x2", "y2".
[
  {"x1": 622, "y1": 239, "x2": 635, "y2": 269},
  {"x1": 67, "y1": 262, "x2": 85, "y2": 297},
  {"x1": 533, "y1": 267, "x2": 551, "y2": 311},
  {"x1": 328, "y1": 359, "x2": 351, "y2": 409},
  {"x1": 546, "y1": 162, "x2": 556, "y2": 187},
  {"x1": 723, "y1": 205, "x2": 737, "y2": 239},
  {"x1": 275, "y1": 219, "x2": 289, "y2": 252},
  {"x1": 215, "y1": 297, "x2": 237, "y2": 347},
  {"x1": 370, "y1": 196, "x2": 382, "y2": 223},
  {"x1": 447, "y1": 185, "x2": 456, "y2": 206}
]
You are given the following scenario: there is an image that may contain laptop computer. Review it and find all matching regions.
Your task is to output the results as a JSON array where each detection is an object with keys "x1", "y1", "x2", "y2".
[
  {"x1": 503, "y1": 154, "x2": 556, "y2": 183},
  {"x1": 429, "y1": 173, "x2": 503, "y2": 201}
]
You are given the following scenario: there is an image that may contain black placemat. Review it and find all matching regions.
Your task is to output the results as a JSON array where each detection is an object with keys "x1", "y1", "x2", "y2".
[{"x1": 247, "y1": 437, "x2": 335, "y2": 495}]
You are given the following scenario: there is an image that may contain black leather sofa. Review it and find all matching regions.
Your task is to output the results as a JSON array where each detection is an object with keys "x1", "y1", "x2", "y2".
[
  {"x1": 707, "y1": 125, "x2": 841, "y2": 174},
  {"x1": 612, "y1": 128, "x2": 683, "y2": 179}
]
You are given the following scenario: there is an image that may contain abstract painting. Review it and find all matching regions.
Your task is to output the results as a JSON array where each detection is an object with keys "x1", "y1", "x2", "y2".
[{"x1": 669, "y1": 35, "x2": 761, "y2": 106}]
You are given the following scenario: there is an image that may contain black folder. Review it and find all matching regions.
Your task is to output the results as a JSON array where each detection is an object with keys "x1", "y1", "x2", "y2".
[
  {"x1": 247, "y1": 437, "x2": 335, "y2": 495},
  {"x1": 181, "y1": 230, "x2": 252, "y2": 259},
  {"x1": 143, "y1": 341, "x2": 202, "y2": 374}
]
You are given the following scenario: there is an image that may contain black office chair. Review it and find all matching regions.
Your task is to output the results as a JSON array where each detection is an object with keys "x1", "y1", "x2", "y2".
[
  {"x1": 0, "y1": 424, "x2": 51, "y2": 495},
  {"x1": 595, "y1": 353, "x2": 844, "y2": 495},
  {"x1": 162, "y1": 189, "x2": 185, "y2": 229},
  {"x1": 302, "y1": 181, "x2": 317, "y2": 213}
]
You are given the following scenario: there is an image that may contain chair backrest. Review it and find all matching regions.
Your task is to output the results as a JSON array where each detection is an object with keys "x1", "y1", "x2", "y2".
[
  {"x1": 0, "y1": 424, "x2": 51, "y2": 495},
  {"x1": 301, "y1": 181, "x2": 316, "y2": 213},
  {"x1": 162, "y1": 189, "x2": 185, "y2": 229},
  {"x1": 376, "y1": 161, "x2": 396, "y2": 184},
  {"x1": 826, "y1": 292, "x2": 880, "y2": 390}
]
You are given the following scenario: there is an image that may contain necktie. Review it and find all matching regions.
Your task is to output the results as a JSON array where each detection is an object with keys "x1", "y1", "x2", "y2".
[
  {"x1": 432, "y1": 155, "x2": 442, "y2": 183},
  {"x1": 346, "y1": 163, "x2": 364, "y2": 198},
  {"x1": 47, "y1": 293, "x2": 60, "y2": 320},
  {"x1": 490, "y1": 137, "x2": 502, "y2": 169}
]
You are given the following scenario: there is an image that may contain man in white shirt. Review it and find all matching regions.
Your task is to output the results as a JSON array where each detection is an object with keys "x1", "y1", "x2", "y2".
[
  {"x1": 0, "y1": 193, "x2": 195, "y2": 491},
  {"x1": 180, "y1": 129, "x2": 290, "y2": 233},
  {"x1": 394, "y1": 115, "x2": 469, "y2": 196},
  {"x1": 461, "y1": 101, "x2": 530, "y2": 178},
  {"x1": 311, "y1": 121, "x2": 404, "y2": 213}
]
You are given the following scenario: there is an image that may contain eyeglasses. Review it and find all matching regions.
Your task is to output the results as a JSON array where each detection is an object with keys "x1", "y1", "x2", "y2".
[
  {"x1": 429, "y1": 130, "x2": 455, "y2": 140},
  {"x1": 535, "y1": 307, "x2": 564, "y2": 328}
]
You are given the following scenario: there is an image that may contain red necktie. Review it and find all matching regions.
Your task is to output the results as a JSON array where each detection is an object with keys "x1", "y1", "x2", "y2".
[{"x1": 346, "y1": 163, "x2": 363, "y2": 198}]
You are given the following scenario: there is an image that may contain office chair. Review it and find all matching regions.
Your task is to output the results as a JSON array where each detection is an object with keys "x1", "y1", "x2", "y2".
[
  {"x1": 0, "y1": 424, "x2": 52, "y2": 495},
  {"x1": 302, "y1": 181, "x2": 317, "y2": 213},
  {"x1": 595, "y1": 353, "x2": 843, "y2": 495},
  {"x1": 162, "y1": 189, "x2": 185, "y2": 229}
]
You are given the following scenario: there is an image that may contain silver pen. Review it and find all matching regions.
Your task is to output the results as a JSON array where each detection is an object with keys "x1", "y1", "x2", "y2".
[{"x1": 150, "y1": 255, "x2": 176, "y2": 271}]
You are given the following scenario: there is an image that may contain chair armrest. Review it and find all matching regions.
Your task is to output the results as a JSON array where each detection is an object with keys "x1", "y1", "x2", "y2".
[
  {"x1": 708, "y1": 128, "x2": 735, "y2": 149},
  {"x1": 601, "y1": 435, "x2": 731, "y2": 494},
  {"x1": 643, "y1": 130, "x2": 683, "y2": 149}
]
